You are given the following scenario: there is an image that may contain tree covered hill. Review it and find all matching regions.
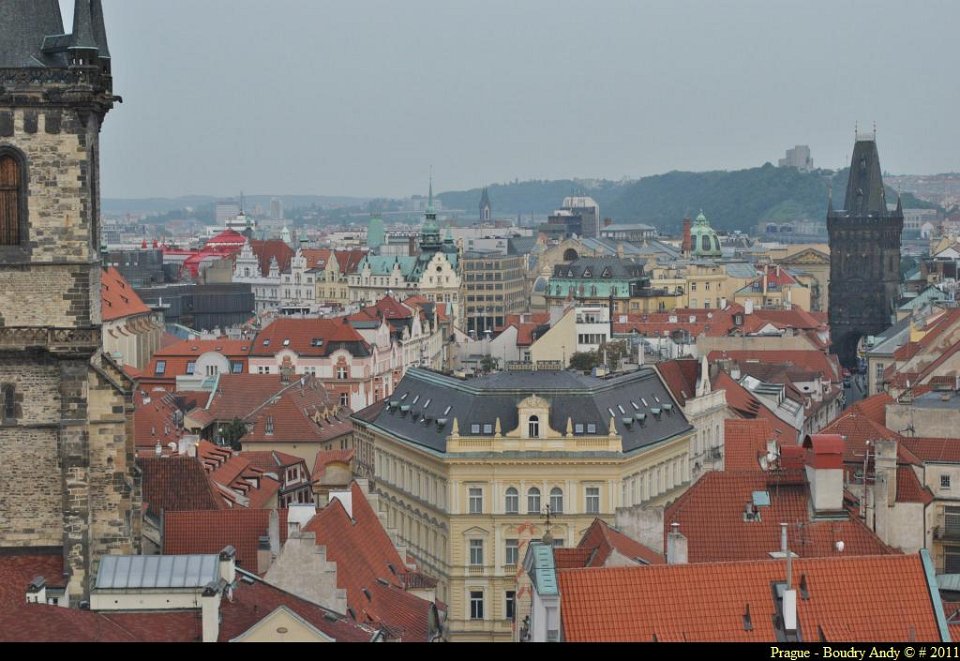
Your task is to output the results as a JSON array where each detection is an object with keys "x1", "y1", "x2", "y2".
[{"x1": 438, "y1": 165, "x2": 935, "y2": 234}]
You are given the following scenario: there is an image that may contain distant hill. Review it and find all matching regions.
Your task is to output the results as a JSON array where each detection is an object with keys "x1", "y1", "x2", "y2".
[
  {"x1": 103, "y1": 194, "x2": 370, "y2": 216},
  {"x1": 439, "y1": 166, "x2": 937, "y2": 234}
]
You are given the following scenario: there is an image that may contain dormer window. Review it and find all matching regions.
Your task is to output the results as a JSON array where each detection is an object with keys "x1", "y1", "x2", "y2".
[
  {"x1": 265, "y1": 416, "x2": 275, "y2": 435},
  {"x1": 528, "y1": 415, "x2": 540, "y2": 438}
]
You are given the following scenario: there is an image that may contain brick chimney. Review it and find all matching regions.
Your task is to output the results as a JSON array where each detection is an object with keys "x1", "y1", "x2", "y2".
[
  {"x1": 802, "y1": 434, "x2": 844, "y2": 515},
  {"x1": 681, "y1": 218, "x2": 692, "y2": 255}
]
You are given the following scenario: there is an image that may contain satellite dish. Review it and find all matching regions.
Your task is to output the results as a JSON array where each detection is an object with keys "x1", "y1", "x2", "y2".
[{"x1": 835, "y1": 541, "x2": 845, "y2": 553}]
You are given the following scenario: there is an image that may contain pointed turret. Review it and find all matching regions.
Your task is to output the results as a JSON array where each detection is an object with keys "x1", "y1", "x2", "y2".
[
  {"x1": 0, "y1": 0, "x2": 65, "y2": 68},
  {"x1": 69, "y1": 0, "x2": 99, "y2": 66},
  {"x1": 827, "y1": 185, "x2": 834, "y2": 215},
  {"x1": 90, "y1": 0, "x2": 110, "y2": 58},
  {"x1": 843, "y1": 139, "x2": 888, "y2": 217},
  {"x1": 896, "y1": 193, "x2": 904, "y2": 216}
]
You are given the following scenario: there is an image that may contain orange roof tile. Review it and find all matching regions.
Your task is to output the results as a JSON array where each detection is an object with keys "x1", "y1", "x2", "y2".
[
  {"x1": 302, "y1": 483, "x2": 438, "y2": 641},
  {"x1": 250, "y1": 239, "x2": 294, "y2": 276},
  {"x1": 664, "y1": 471, "x2": 893, "y2": 563},
  {"x1": 101, "y1": 266, "x2": 151, "y2": 321},
  {"x1": 724, "y1": 418, "x2": 775, "y2": 472},
  {"x1": 163, "y1": 509, "x2": 289, "y2": 574},
  {"x1": 901, "y1": 437, "x2": 960, "y2": 463},
  {"x1": 849, "y1": 393, "x2": 894, "y2": 427},
  {"x1": 897, "y1": 466, "x2": 934, "y2": 505},
  {"x1": 575, "y1": 518, "x2": 663, "y2": 566},
  {"x1": 557, "y1": 554, "x2": 940, "y2": 642},
  {"x1": 250, "y1": 317, "x2": 369, "y2": 357},
  {"x1": 138, "y1": 456, "x2": 223, "y2": 518},
  {"x1": 312, "y1": 448, "x2": 355, "y2": 480},
  {"x1": 708, "y1": 349, "x2": 841, "y2": 382},
  {"x1": 656, "y1": 359, "x2": 700, "y2": 406},
  {"x1": 713, "y1": 371, "x2": 799, "y2": 443}
]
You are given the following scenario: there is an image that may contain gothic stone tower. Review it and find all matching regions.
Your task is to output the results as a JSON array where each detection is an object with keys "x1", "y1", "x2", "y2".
[
  {"x1": 0, "y1": 1, "x2": 140, "y2": 600},
  {"x1": 827, "y1": 137, "x2": 903, "y2": 367}
]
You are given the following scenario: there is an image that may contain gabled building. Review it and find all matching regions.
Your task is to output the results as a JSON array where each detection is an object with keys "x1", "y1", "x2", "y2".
[
  {"x1": 101, "y1": 266, "x2": 164, "y2": 369},
  {"x1": 140, "y1": 337, "x2": 251, "y2": 391}
]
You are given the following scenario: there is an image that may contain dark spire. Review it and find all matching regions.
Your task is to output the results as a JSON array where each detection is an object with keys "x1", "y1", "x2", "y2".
[
  {"x1": 0, "y1": 0, "x2": 65, "y2": 68},
  {"x1": 90, "y1": 0, "x2": 111, "y2": 59},
  {"x1": 896, "y1": 191, "x2": 903, "y2": 215},
  {"x1": 70, "y1": 0, "x2": 99, "y2": 54},
  {"x1": 479, "y1": 187, "x2": 491, "y2": 209},
  {"x1": 843, "y1": 138, "x2": 888, "y2": 217},
  {"x1": 827, "y1": 184, "x2": 834, "y2": 214}
]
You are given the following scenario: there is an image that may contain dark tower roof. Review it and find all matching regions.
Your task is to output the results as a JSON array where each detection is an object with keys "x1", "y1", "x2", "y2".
[
  {"x1": 90, "y1": 0, "x2": 110, "y2": 59},
  {"x1": 70, "y1": 0, "x2": 99, "y2": 53},
  {"x1": 479, "y1": 187, "x2": 491, "y2": 210},
  {"x1": 843, "y1": 139, "x2": 888, "y2": 217},
  {"x1": 0, "y1": 0, "x2": 65, "y2": 68}
]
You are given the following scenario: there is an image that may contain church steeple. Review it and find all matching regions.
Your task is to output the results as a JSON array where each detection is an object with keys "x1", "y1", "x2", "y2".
[
  {"x1": 69, "y1": 0, "x2": 99, "y2": 67},
  {"x1": 420, "y1": 175, "x2": 441, "y2": 252}
]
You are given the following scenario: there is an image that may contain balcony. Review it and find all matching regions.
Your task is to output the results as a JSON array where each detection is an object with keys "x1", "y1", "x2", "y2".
[{"x1": 934, "y1": 525, "x2": 960, "y2": 541}]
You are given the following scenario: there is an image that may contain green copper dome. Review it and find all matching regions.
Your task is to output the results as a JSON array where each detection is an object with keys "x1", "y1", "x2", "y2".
[{"x1": 690, "y1": 210, "x2": 721, "y2": 258}]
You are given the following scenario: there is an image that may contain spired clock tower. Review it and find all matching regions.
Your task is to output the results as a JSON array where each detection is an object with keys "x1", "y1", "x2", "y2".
[{"x1": 0, "y1": 1, "x2": 140, "y2": 600}]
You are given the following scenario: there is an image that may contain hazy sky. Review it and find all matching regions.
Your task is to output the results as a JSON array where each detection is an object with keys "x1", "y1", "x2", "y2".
[{"x1": 63, "y1": 1, "x2": 960, "y2": 199}]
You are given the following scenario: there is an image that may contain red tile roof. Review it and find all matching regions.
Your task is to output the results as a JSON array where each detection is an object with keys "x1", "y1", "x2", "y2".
[
  {"x1": 250, "y1": 317, "x2": 369, "y2": 357},
  {"x1": 612, "y1": 308, "x2": 736, "y2": 338},
  {"x1": 724, "y1": 418, "x2": 775, "y2": 472},
  {"x1": 656, "y1": 359, "x2": 700, "y2": 406},
  {"x1": 133, "y1": 389, "x2": 186, "y2": 456},
  {"x1": 664, "y1": 471, "x2": 894, "y2": 563},
  {"x1": 0, "y1": 551, "x2": 64, "y2": 608},
  {"x1": 750, "y1": 306, "x2": 826, "y2": 331},
  {"x1": 201, "y1": 374, "x2": 351, "y2": 448},
  {"x1": 333, "y1": 249, "x2": 367, "y2": 275},
  {"x1": 897, "y1": 466, "x2": 935, "y2": 505},
  {"x1": 713, "y1": 371, "x2": 799, "y2": 443},
  {"x1": 302, "y1": 483, "x2": 438, "y2": 641},
  {"x1": 241, "y1": 450, "x2": 305, "y2": 472},
  {"x1": 218, "y1": 574, "x2": 375, "y2": 642},
  {"x1": 141, "y1": 338, "x2": 250, "y2": 386},
  {"x1": 901, "y1": 437, "x2": 960, "y2": 463},
  {"x1": 301, "y1": 248, "x2": 332, "y2": 269},
  {"x1": 163, "y1": 508, "x2": 289, "y2": 573},
  {"x1": 819, "y1": 411, "x2": 900, "y2": 465},
  {"x1": 312, "y1": 448, "x2": 356, "y2": 480},
  {"x1": 138, "y1": 456, "x2": 223, "y2": 518},
  {"x1": 101, "y1": 266, "x2": 151, "y2": 321},
  {"x1": 573, "y1": 518, "x2": 664, "y2": 566},
  {"x1": 250, "y1": 239, "x2": 294, "y2": 276},
  {"x1": 557, "y1": 554, "x2": 940, "y2": 642},
  {"x1": 849, "y1": 393, "x2": 894, "y2": 427},
  {"x1": 554, "y1": 548, "x2": 594, "y2": 569},
  {"x1": 707, "y1": 350, "x2": 841, "y2": 382},
  {"x1": 802, "y1": 433, "x2": 845, "y2": 469}
]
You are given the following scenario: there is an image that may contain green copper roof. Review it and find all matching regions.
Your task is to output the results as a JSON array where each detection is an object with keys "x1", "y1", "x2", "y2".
[{"x1": 690, "y1": 210, "x2": 722, "y2": 258}]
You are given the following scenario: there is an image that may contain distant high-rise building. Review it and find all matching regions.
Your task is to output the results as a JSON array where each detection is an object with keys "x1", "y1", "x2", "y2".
[
  {"x1": 215, "y1": 200, "x2": 241, "y2": 225},
  {"x1": 479, "y1": 187, "x2": 492, "y2": 221},
  {"x1": 270, "y1": 197, "x2": 283, "y2": 221},
  {"x1": 828, "y1": 137, "x2": 903, "y2": 367},
  {"x1": 562, "y1": 195, "x2": 600, "y2": 239},
  {"x1": 778, "y1": 145, "x2": 814, "y2": 171}
]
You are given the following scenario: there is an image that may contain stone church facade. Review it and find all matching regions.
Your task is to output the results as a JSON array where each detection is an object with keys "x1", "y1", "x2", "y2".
[{"x1": 0, "y1": 1, "x2": 140, "y2": 600}]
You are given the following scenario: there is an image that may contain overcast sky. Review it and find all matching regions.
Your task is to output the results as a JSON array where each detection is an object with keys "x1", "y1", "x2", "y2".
[{"x1": 64, "y1": 1, "x2": 960, "y2": 199}]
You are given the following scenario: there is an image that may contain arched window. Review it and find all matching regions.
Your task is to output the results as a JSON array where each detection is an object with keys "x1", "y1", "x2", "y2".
[
  {"x1": 0, "y1": 151, "x2": 25, "y2": 246},
  {"x1": 528, "y1": 415, "x2": 540, "y2": 438},
  {"x1": 505, "y1": 487, "x2": 519, "y2": 514},
  {"x1": 549, "y1": 487, "x2": 563, "y2": 514},
  {"x1": 527, "y1": 487, "x2": 541, "y2": 514}
]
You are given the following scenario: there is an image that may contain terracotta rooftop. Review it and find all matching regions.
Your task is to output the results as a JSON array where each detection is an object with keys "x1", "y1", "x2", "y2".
[
  {"x1": 849, "y1": 393, "x2": 894, "y2": 427},
  {"x1": 664, "y1": 471, "x2": 894, "y2": 563},
  {"x1": 571, "y1": 518, "x2": 664, "y2": 567},
  {"x1": 897, "y1": 466, "x2": 935, "y2": 505},
  {"x1": 101, "y1": 266, "x2": 151, "y2": 322},
  {"x1": 133, "y1": 389, "x2": 186, "y2": 456},
  {"x1": 250, "y1": 317, "x2": 370, "y2": 358},
  {"x1": 656, "y1": 359, "x2": 700, "y2": 407},
  {"x1": 724, "y1": 418, "x2": 775, "y2": 472},
  {"x1": 333, "y1": 249, "x2": 367, "y2": 275},
  {"x1": 249, "y1": 239, "x2": 294, "y2": 277},
  {"x1": 163, "y1": 509, "x2": 289, "y2": 573},
  {"x1": 708, "y1": 349, "x2": 841, "y2": 383},
  {"x1": 302, "y1": 483, "x2": 438, "y2": 641},
  {"x1": 138, "y1": 456, "x2": 223, "y2": 519},
  {"x1": 713, "y1": 371, "x2": 799, "y2": 443},
  {"x1": 312, "y1": 448, "x2": 356, "y2": 481},
  {"x1": 901, "y1": 437, "x2": 960, "y2": 464},
  {"x1": 557, "y1": 554, "x2": 941, "y2": 642}
]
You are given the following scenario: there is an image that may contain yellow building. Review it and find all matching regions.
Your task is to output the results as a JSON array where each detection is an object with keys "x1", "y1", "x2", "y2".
[
  {"x1": 684, "y1": 262, "x2": 728, "y2": 309},
  {"x1": 732, "y1": 264, "x2": 812, "y2": 311},
  {"x1": 352, "y1": 367, "x2": 695, "y2": 641}
]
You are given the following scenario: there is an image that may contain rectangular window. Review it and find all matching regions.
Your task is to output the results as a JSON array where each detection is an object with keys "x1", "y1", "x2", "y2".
[
  {"x1": 231, "y1": 362, "x2": 243, "y2": 374},
  {"x1": 470, "y1": 591, "x2": 484, "y2": 620},
  {"x1": 155, "y1": 360, "x2": 166, "y2": 376},
  {"x1": 0, "y1": 153, "x2": 23, "y2": 245},
  {"x1": 505, "y1": 591, "x2": 516, "y2": 620},
  {"x1": 943, "y1": 475, "x2": 952, "y2": 490},
  {"x1": 265, "y1": 416, "x2": 275, "y2": 435},
  {"x1": 505, "y1": 539, "x2": 519, "y2": 566},
  {"x1": 2, "y1": 384, "x2": 14, "y2": 420},
  {"x1": 586, "y1": 423, "x2": 597, "y2": 434},
  {"x1": 471, "y1": 424, "x2": 481, "y2": 434},
  {"x1": 585, "y1": 486, "x2": 600, "y2": 514},
  {"x1": 206, "y1": 365, "x2": 218, "y2": 377},
  {"x1": 185, "y1": 361, "x2": 196, "y2": 375},
  {"x1": 469, "y1": 539, "x2": 484, "y2": 566},
  {"x1": 340, "y1": 392, "x2": 349, "y2": 407},
  {"x1": 469, "y1": 487, "x2": 483, "y2": 514},
  {"x1": 482, "y1": 423, "x2": 493, "y2": 434}
]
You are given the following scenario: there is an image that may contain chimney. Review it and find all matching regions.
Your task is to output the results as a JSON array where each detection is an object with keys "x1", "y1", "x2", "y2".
[
  {"x1": 780, "y1": 523, "x2": 798, "y2": 635},
  {"x1": 744, "y1": 299, "x2": 754, "y2": 315},
  {"x1": 666, "y1": 522, "x2": 688, "y2": 565},
  {"x1": 268, "y1": 508, "x2": 281, "y2": 557},
  {"x1": 218, "y1": 546, "x2": 237, "y2": 585},
  {"x1": 257, "y1": 535, "x2": 273, "y2": 575},
  {"x1": 200, "y1": 582, "x2": 221, "y2": 643},
  {"x1": 874, "y1": 439, "x2": 899, "y2": 508},
  {"x1": 803, "y1": 434, "x2": 844, "y2": 515},
  {"x1": 681, "y1": 218, "x2": 692, "y2": 255}
]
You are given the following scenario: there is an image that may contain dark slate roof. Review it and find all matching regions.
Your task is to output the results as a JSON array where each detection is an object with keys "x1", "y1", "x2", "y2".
[
  {"x1": 508, "y1": 236, "x2": 537, "y2": 256},
  {"x1": 354, "y1": 367, "x2": 692, "y2": 454},
  {"x1": 841, "y1": 139, "x2": 890, "y2": 217},
  {"x1": 0, "y1": 0, "x2": 65, "y2": 68},
  {"x1": 552, "y1": 256, "x2": 647, "y2": 280}
]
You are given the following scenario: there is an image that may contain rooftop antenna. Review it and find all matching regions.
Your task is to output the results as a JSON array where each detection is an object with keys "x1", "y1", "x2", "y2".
[
  {"x1": 240, "y1": 191, "x2": 245, "y2": 214},
  {"x1": 873, "y1": 121, "x2": 877, "y2": 140}
]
